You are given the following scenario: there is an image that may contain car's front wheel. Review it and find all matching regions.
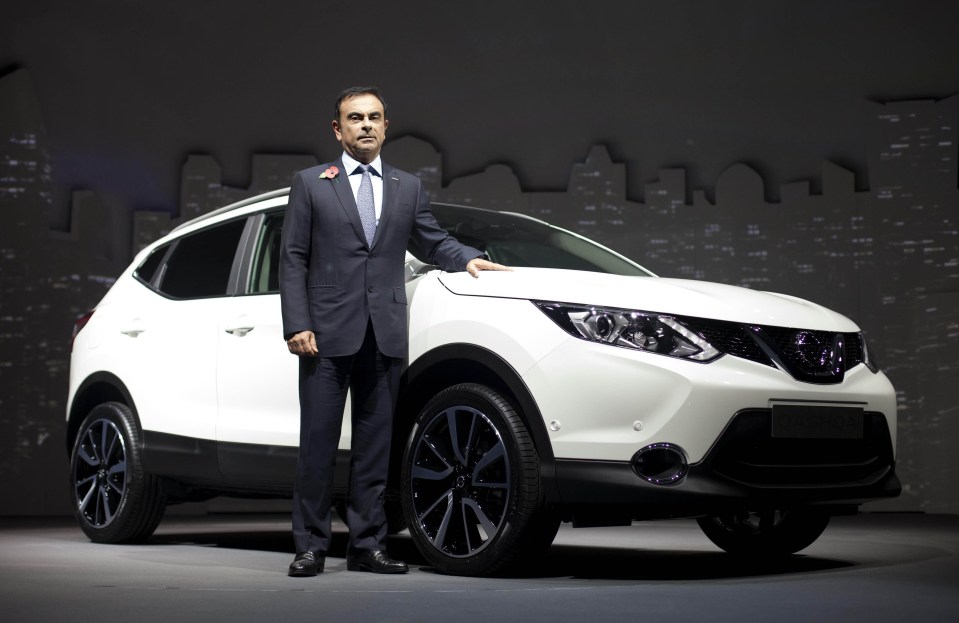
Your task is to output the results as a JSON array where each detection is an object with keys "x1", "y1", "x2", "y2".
[
  {"x1": 697, "y1": 508, "x2": 830, "y2": 556},
  {"x1": 69, "y1": 402, "x2": 166, "y2": 543},
  {"x1": 401, "y1": 383, "x2": 558, "y2": 576}
]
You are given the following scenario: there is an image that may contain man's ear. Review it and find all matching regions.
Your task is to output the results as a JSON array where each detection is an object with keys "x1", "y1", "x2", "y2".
[{"x1": 332, "y1": 119, "x2": 342, "y2": 140}]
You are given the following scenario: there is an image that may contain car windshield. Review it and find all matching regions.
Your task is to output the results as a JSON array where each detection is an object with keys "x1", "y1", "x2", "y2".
[{"x1": 430, "y1": 204, "x2": 653, "y2": 277}]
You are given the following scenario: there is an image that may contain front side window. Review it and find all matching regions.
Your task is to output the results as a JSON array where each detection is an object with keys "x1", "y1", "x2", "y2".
[
  {"x1": 158, "y1": 219, "x2": 246, "y2": 299},
  {"x1": 249, "y1": 212, "x2": 284, "y2": 294}
]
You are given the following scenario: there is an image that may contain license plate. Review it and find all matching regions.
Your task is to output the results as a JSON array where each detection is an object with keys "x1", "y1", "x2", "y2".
[{"x1": 771, "y1": 405, "x2": 864, "y2": 439}]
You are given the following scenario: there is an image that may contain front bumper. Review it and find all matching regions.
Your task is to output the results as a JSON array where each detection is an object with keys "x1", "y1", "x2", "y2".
[
  {"x1": 524, "y1": 336, "x2": 898, "y2": 463},
  {"x1": 550, "y1": 407, "x2": 901, "y2": 523}
]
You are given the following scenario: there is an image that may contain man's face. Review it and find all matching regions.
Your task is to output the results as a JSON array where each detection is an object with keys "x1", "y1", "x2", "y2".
[{"x1": 332, "y1": 94, "x2": 389, "y2": 163}]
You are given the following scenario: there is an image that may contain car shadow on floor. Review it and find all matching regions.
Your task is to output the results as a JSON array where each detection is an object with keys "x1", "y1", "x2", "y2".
[
  {"x1": 146, "y1": 522, "x2": 853, "y2": 582},
  {"x1": 515, "y1": 544, "x2": 853, "y2": 580}
]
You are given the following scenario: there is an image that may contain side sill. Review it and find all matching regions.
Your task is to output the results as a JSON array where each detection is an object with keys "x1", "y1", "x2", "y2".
[
  {"x1": 141, "y1": 430, "x2": 220, "y2": 482},
  {"x1": 140, "y1": 431, "x2": 350, "y2": 497}
]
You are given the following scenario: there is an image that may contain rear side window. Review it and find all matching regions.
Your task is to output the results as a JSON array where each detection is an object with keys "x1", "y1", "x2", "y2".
[{"x1": 158, "y1": 219, "x2": 246, "y2": 299}]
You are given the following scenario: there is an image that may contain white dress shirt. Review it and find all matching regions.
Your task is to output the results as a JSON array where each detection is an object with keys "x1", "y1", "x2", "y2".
[{"x1": 341, "y1": 151, "x2": 384, "y2": 225}]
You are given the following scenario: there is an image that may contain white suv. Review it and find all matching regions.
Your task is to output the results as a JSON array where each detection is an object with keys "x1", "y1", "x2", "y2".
[{"x1": 67, "y1": 188, "x2": 900, "y2": 575}]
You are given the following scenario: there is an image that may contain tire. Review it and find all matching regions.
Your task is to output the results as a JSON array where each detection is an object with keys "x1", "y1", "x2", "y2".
[
  {"x1": 401, "y1": 383, "x2": 558, "y2": 576},
  {"x1": 69, "y1": 402, "x2": 166, "y2": 543},
  {"x1": 697, "y1": 508, "x2": 830, "y2": 556}
]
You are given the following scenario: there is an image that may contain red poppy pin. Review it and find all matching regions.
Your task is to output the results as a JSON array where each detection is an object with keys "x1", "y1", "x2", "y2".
[{"x1": 320, "y1": 165, "x2": 339, "y2": 181}]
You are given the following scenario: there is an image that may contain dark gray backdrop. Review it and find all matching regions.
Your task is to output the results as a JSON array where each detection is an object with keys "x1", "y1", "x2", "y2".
[{"x1": 1, "y1": 0, "x2": 957, "y2": 515}]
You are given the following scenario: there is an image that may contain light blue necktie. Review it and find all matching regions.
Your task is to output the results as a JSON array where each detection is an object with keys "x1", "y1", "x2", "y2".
[{"x1": 354, "y1": 164, "x2": 376, "y2": 246}]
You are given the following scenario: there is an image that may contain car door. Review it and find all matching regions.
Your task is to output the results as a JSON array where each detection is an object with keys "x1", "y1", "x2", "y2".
[
  {"x1": 215, "y1": 210, "x2": 352, "y2": 483},
  {"x1": 118, "y1": 217, "x2": 249, "y2": 444}
]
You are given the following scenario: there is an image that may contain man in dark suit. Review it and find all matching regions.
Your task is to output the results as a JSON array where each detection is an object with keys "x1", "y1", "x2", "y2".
[{"x1": 280, "y1": 86, "x2": 506, "y2": 576}]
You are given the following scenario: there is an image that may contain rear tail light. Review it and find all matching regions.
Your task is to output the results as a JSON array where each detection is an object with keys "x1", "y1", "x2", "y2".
[{"x1": 71, "y1": 309, "x2": 95, "y2": 350}]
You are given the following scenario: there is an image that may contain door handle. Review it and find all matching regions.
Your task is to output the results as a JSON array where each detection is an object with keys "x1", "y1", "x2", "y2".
[
  {"x1": 225, "y1": 326, "x2": 255, "y2": 337},
  {"x1": 121, "y1": 318, "x2": 145, "y2": 337}
]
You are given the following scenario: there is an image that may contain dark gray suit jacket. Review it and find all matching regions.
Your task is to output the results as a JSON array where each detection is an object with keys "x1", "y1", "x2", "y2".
[{"x1": 279, "y1": 159, "x2": 481, "y2": 358}]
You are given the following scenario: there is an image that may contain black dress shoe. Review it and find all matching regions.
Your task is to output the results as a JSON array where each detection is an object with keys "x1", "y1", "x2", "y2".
[
  {"x1": 346, "y1": 549, "x2": 409, "y2": 574},
  {"x1": 288, "y1": 551, "x2": 324, "y2": 577}
]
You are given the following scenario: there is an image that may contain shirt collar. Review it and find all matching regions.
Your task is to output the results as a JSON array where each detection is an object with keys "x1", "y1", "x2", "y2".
[{"x1": 342, "y1": 151, "x2": 382, "y2": 177}]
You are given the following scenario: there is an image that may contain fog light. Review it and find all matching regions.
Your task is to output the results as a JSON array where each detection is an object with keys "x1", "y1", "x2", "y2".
[{"x1": 632, "y1": 443, "x2": 688, "y2": 484}]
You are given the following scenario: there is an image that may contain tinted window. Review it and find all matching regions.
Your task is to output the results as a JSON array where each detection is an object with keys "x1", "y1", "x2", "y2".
[
  {"x1": 249, "y1": 212, "x2": 284, "y2": 294},
  {"x1": 159, "y1": 219, "x2": 246, "y2": 299},
  {"x1": 430, "y1": 204, "x2": 652, "y2": 276}
]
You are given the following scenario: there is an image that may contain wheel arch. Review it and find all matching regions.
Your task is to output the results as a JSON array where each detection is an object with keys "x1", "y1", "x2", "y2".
[
  {"x1": 66, "y1": 372, "x2": 142, "y2": 454},
  {"x1": 395, "y1": 343, "x2": 558, "y2": 501}
]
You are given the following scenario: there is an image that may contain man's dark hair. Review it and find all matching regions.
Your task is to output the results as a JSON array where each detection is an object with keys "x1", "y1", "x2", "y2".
[{"x1": 334, "y1": 86, "x2": 387, "y2": 120}]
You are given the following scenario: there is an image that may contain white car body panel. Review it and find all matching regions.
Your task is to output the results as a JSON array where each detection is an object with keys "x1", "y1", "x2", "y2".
[
  {"x1": 214, "y1": 293, "x2": 304, "y2": 447},
  {"x1": 524, "y1": 340, "x2": 896, "y2": 462},
  {"x1": 71, "y1": 276, "x2": 221, "y2": 441}
]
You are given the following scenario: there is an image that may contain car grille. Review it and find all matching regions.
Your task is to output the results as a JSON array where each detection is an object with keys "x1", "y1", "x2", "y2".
[
  {"x1": 706, "y1": 409, "x2": 896, "y2": 488},
  {"x1": 692, "y1": 321, "x2": 769, "y2": 365},
  {"x1": 686, "y1": 318, "x2": 866, "y2": 384}
]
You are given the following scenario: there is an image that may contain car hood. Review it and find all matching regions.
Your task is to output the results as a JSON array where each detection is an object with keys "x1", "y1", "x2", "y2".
[{"x1": 437, "y1": 268, "x2": 859, "y2": 331}]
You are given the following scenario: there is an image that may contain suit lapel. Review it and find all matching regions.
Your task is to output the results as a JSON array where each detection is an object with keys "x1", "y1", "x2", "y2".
[
  {"x1": 373, "y1": 164, "x2": 401, "y2": 250},
  {"x1": 329, "y1": 159, "x2": 369, "y2": 248}
]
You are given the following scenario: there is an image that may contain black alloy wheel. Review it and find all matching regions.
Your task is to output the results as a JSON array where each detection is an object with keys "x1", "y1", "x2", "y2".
[
  {"x1": 70, "y1": 402, "x2": 166, "y2": 543},
  {"x1": 402, "y1": 383, "x2": 558, "y2": 576}
]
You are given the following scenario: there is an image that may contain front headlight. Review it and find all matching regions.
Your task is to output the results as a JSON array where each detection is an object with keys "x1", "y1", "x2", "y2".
[{"x1": 534, "y1": 301, "x2": 722, "y2": 363}]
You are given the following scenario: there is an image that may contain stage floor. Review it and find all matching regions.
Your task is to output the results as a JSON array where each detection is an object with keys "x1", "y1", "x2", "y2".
[{"x1": 2, "y1": 513, "x2": 957, "y2": 622}]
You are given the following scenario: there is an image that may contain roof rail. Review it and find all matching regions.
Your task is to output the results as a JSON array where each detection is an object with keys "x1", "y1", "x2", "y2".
[{"x1": 170, "y1": 187, "x2": 291, "y2": 233}]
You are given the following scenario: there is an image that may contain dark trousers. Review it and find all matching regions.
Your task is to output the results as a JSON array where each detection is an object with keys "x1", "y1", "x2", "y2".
[{"x1": 291, "y1": 322, "x2": 401, "y2": 555}]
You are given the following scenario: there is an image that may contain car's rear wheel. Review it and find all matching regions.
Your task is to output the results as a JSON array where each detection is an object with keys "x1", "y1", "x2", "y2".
[
  {"x1": 401, "y1": 383, "x2": 558, "y2": 576},
  {"x1": 697, "y1": 508, "x2": 830, "y2": 556},
  {"x1": 69, "y1": 402, "x2": 166, "y2": 543}
]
